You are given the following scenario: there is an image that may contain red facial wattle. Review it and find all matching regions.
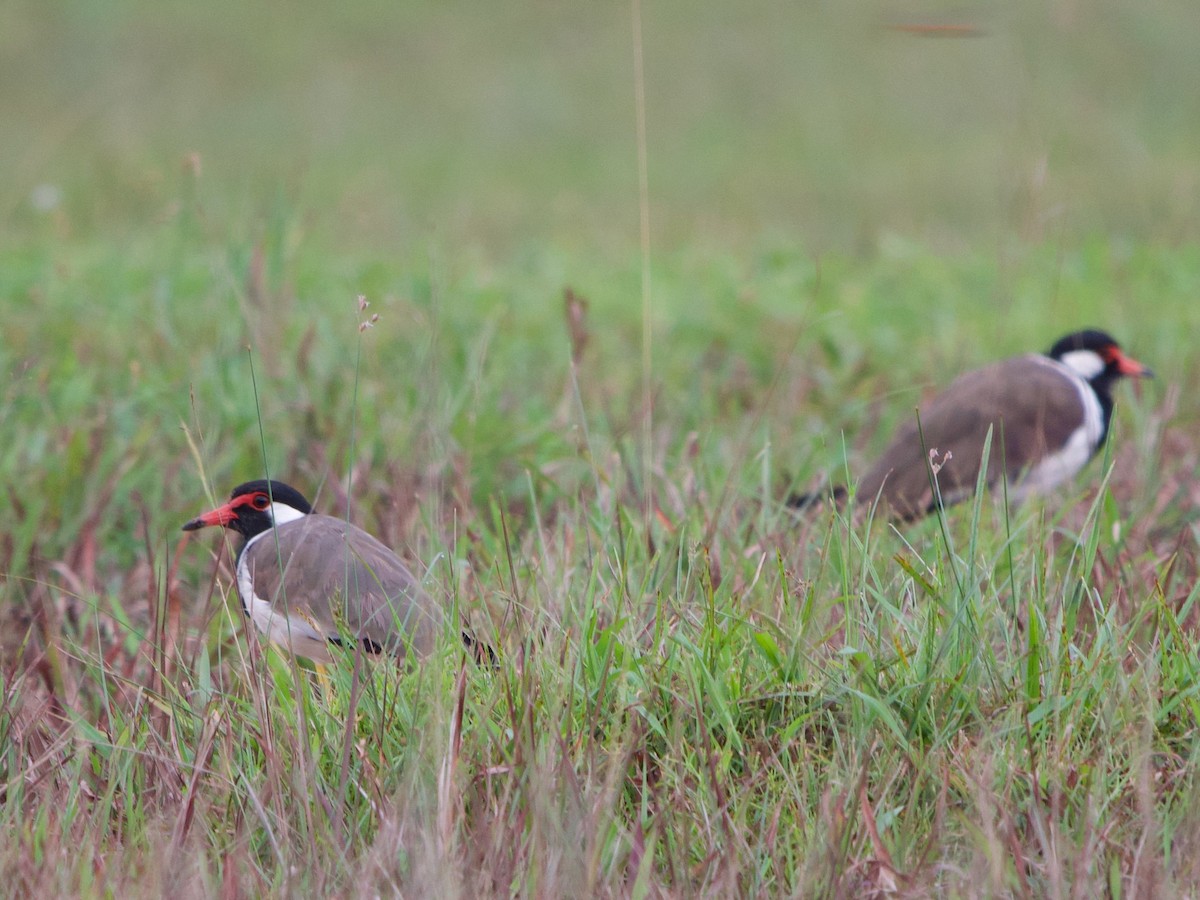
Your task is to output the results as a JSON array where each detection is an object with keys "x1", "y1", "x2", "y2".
[
  {"x1": 1109, "y1": 347, "x2": 1152, "y2": 378},
  {"x1": 182, "y1": 491, "x2": 265, "y2": 531}
]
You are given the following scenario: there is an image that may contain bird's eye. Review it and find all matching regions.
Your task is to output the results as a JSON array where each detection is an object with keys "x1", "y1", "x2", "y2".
[{"x1": 251, "y1": 494, "x2": 270, "y2": 510}]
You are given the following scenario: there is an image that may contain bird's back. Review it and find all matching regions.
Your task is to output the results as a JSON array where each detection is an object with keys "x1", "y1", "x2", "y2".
[
  {"x1": 241, "y1": 514, "x2": 443, "y2": 658},
  {"x1": 857, "y1": 355, "x2": 1089, "y2": 518}
]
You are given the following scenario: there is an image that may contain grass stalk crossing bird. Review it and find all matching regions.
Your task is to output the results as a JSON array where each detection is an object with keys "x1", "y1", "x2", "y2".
[
  {"x1": 792, "y1": 329, "x2": 1153, "y2": 520},
  {"x1": 183, "y1": 479, "x2": 451, "y2": 663}
]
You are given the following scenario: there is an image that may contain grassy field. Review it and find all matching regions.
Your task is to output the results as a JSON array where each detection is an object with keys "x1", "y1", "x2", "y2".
[{"x1": 3, "y1": 2, "x2": 1200, "y2": 896}]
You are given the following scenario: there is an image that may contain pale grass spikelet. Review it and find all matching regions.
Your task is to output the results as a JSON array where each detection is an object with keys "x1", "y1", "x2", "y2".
[
  {"x1": 928, "y1": 448, "x2": 953, "y2": 475},
  {"x1": 357, "y1": 294, "x2": 380, "y2": 332}
]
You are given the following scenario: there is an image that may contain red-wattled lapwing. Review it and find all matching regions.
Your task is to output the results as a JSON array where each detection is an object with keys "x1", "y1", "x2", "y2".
[
  {"x1": 793, "y1": 329, "x2": 1152, "y2": 520},
  {"x1": 183, "y1": 479, "x2": 448, "y2": 663}
]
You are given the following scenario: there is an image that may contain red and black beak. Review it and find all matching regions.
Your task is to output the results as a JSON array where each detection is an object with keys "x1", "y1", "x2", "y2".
[
  {"x1": 1110, "y1": 347, "x2": 1153, "y2": 379},
  {"x1": 182, "y1": 497, "x2": 244, "y2": 531}
]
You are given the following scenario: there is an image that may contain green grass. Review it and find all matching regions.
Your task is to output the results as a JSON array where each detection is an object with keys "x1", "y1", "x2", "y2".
[
  {"x1": 4, "y1": 1, "x2": 1200, "y2": 896},
  {"x1": 4, "y1": 232, "x2": 1199, "y2": 895}
]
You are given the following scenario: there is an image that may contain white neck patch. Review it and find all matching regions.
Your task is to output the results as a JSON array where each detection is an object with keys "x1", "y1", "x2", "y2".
[
  {"x1": 1057, "y1": 349, "x2": 1105, "y2": 381},
  {"x1": 268, "y1": 502, "x2": 308, "y2": 526},
  {"x1": 1010, "y1": 354, "x2": 1106, "y2": 498}
]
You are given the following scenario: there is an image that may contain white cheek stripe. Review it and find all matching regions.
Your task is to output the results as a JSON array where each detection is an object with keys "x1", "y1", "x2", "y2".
[
  {"x1": 1058, "y1": 349, "x2": 1105, "y2": 381},
  {"x1": 236, "y1": 528, "x2": 329, "y2": 653},
  {"x1": 268, "y1": 502, "x2": 307, "y2": 525}
]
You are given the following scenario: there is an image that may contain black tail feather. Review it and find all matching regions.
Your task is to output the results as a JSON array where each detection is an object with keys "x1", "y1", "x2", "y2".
[
  {"x1": 787, "y1": 484, "x2": 848, "y2": 511},
  {"x1": 463, "y1": 630, "x2": 499, "y2": 669}
]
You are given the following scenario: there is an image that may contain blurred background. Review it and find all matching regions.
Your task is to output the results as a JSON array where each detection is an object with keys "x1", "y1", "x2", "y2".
[
  {"x1": 4, "y1": 6, "x2": 1200, "y2": 892},
  {"x1": 4, "y1": 0, "x2": 1199, "y2": 258},
  {"x1": 2, "y1": 0, "x2": 1197, "y2": 589}
]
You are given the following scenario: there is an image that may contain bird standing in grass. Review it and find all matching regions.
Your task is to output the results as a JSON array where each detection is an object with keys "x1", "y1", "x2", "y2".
[
  {"x1": 792, "y1": 329, "x2": 1153, "y2": 520},
  {"x1": 183, "y1": 479, "x2": 448, "y2": 663}
]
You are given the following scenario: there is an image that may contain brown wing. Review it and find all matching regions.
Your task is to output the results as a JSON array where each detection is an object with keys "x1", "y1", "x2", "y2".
[
  {"x1": 857, "y1": 355, "x2": 1086, "y2": 519},
  {"x1": 242, "y1": 514, "x2": 443, "y2": 659}
]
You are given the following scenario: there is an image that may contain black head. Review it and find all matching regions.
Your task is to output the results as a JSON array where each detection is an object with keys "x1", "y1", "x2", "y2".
[
  {"x1": 1046, "y1": 329, "x2": 1153, "y2": 386},
  {"x1": 182, "y1": 479, "x2": 314, "y2": 540}
]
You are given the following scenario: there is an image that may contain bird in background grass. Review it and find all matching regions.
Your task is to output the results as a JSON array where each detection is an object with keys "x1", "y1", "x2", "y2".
[{"x1": 790, "y1": 329, "x2": 1153, "y2": 521}]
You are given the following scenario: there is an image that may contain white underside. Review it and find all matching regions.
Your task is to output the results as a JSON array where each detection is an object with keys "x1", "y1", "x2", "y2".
[
  {"x1": 1008, "y1": 356, "x2": 1104, "y2": 500},
  {"x1": 237, "y1": 519, "x2": 331, "y2": 659}
]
